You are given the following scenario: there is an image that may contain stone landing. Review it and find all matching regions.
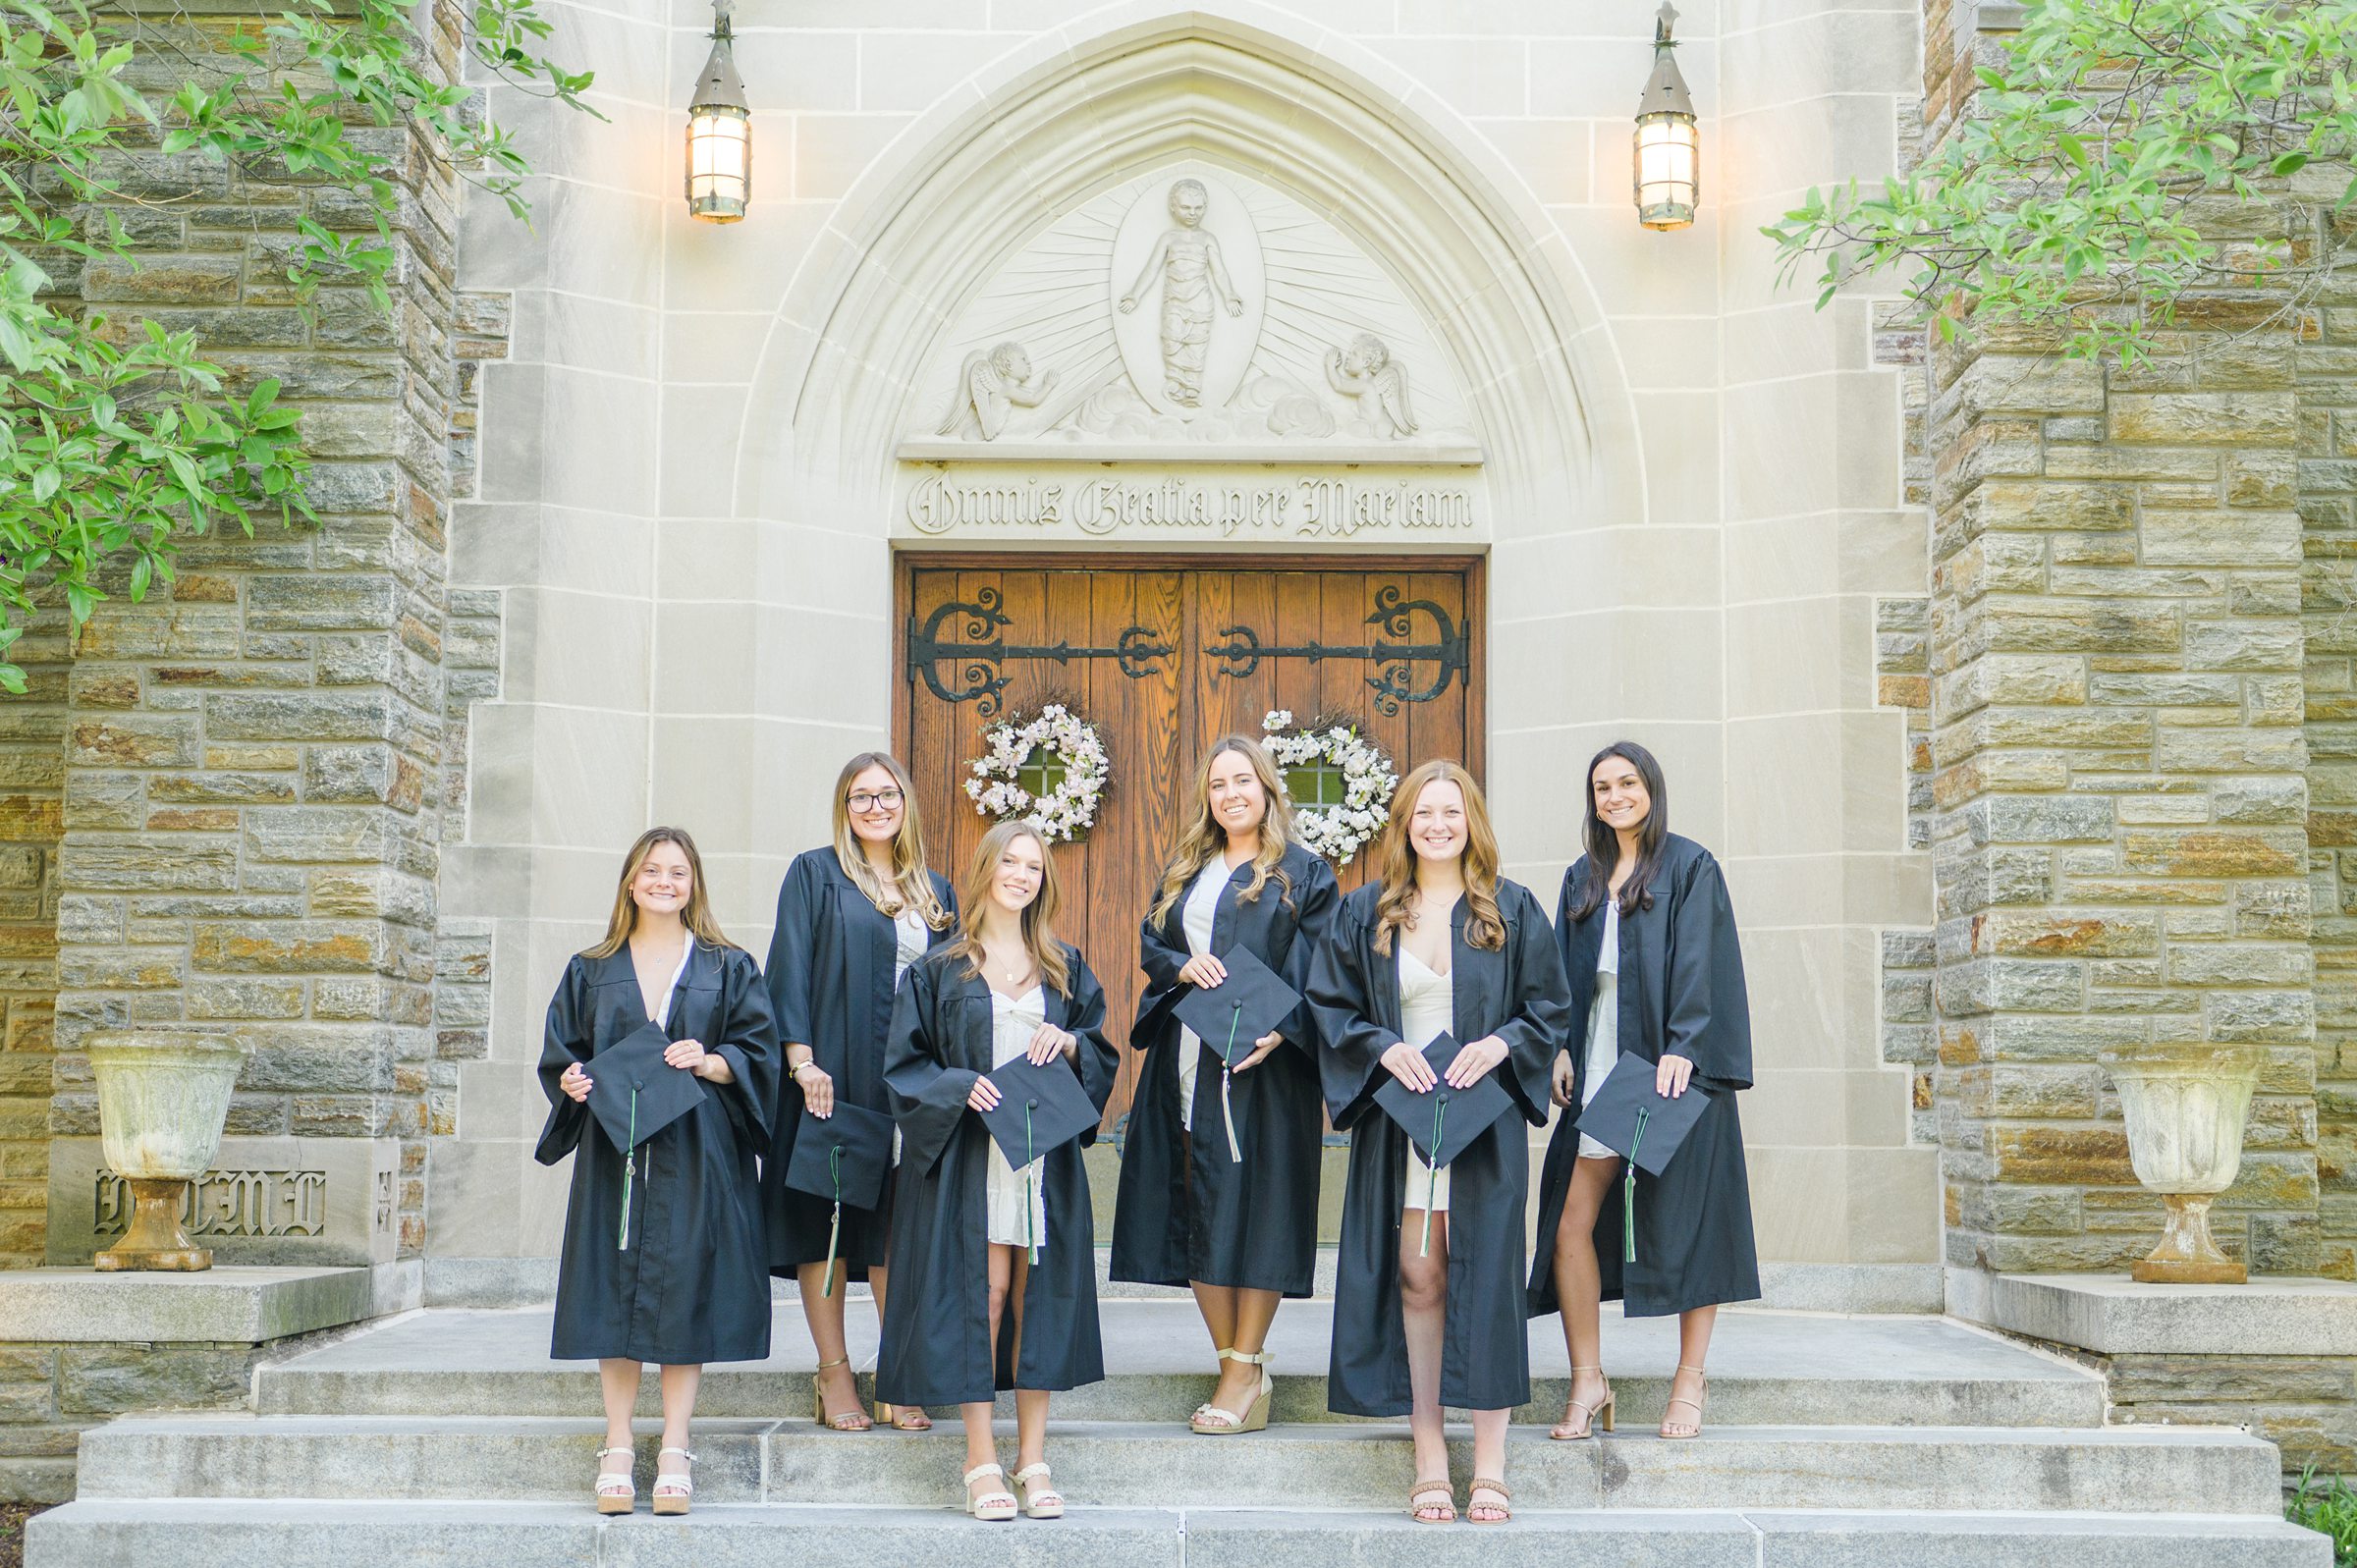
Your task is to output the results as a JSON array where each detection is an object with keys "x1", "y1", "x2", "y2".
[{"x1": 26, "y1": 1300, "x2": 2330, "y2": 1565}]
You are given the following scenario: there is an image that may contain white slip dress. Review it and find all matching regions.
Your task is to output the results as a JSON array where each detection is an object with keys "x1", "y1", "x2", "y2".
[
  {"x1": 1577, "y1": 900, "x2": 1621, "y2": 1161},
  {"x1": 1398, "y1": 946, "x2": 1454, "y2": 1214},
  {"x1": 983, "y1": 985, "x2": 1052, "y2": 1251},
  {"x1": 1175, "y1": 857, "x2": 1229, "y2": 1132}
]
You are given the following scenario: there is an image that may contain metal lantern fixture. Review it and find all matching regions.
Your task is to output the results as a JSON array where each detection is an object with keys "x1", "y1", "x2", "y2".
[
  {"x1": 1633, "y1": 1, "x2": 1698, "y2": 231},
  {"x1": 685, "y1": 0, "x2": 749, "y2": 223}
]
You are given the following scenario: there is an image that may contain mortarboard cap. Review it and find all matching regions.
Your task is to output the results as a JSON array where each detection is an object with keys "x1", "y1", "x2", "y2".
[
  {"x1": 1170, "y1": 946, "x2": 1301, "y2": 1068},
  {"x1": 783, "y1": 1098, "x2": 896, "y2": 1296},
  {"x1": 1576, "y1": 1053, "x2": 1716, "y2": 1264},
  {"x1": 582, "y1": 1021, "x2": 708, "y2": 1251}
]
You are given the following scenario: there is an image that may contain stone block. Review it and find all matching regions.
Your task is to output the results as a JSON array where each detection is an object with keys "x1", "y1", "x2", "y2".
[
  {"x1": 1982, "y1": 796, "x2": 2115, "y2": 844},
  {"x1": 2120, "y1": 830, "x2": 2303, "y2": 877},
  {"x1": 60, "y1": 840, "x2": 238, "y2": 892},
  {"x1": 205, "y1": 694, "x2": 392, "y2": 743},
  {"x1": 2154, "y1": 727, "x2": 2308, "y2": 773},
  {"x1": 57, "y1": 1346, "x2": 251, "y2": 1416},
  {"x1": 192, "y1": 921, "x2": 390, "y2": 975},
  {"x1": 2110, "y1": 392, "x2": 2297, "y2": 446},
  {"x1": 244, "y1": 575, "x2": 398, "y2": 632},
  {"x1": 301, "y1": 746, "x2": 400, "y2": 804},
  {"x1": 43, "y1": 1136, "x2": 397, "y2": 1268},
  {"x1": 1986, "y1": 912, "x2": 2160, "y2": 958},
  {"x1": 1978, "y1": 598, "x2": 2179, "y2": 654},
  {"x1": 2165, "y1": 945, "x2": 2311, "y2": 986},
  {"x1": 67, "y1": 717, "x2": 198, "y2": 769},
  {"x1": 243, "y1": 808, "x2": 391, "y2": 865}
]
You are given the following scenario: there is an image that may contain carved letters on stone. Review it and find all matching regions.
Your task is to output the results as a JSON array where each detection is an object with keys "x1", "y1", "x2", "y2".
[{"x1": 93, "y1": 1167, "x2": 328, "y2": 1239}]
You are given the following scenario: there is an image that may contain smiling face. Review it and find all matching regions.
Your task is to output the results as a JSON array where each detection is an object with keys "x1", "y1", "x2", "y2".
[
  {"x1": 845, "y1": 762, "x2": 905, "y2": 846},
  {"x1": 1408, "y1": 778, "x2": 1469, "y2": 867},
  {"x1": 630, "y1": 839, "x2": 693, "y2": 920},
  {"x1": 1592, "y1": 752, "x2": 1653, "y2": 837},
  {"x1": 1206, "y1": 748, "x2": 1267, "y2": 841},
  {"x1": 989, "y1": 832, "x2": 1046, "y2": 916}
]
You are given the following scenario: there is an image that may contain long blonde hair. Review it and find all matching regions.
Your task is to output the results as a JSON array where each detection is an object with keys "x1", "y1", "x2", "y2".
[
  {"x1": 583, "y1": 826, "x2": 737, "y2": 958},
  {"x1": 832, "y1": 751, "x2": 952, "y2": 930},
  {"x1": 946, "y1": 820, "x2": 1073, "y2": 996},
  {"x1": 1149, "y1": 733, "x2": 1295, "y2": 925},
  {"x1": 1372, "y1": 760, "x2": 1506, "y2": 955}
]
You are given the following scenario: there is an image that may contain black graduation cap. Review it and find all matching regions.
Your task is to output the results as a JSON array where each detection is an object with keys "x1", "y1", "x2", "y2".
[
  {"x1": 1372, "y1": 1032, "x2": 1517, "y2": 1257},
  {"x1": 583, "y1": 1020, "x2": 709, "y2": 1251},
  {"x1": 1170, "y1": 947, "x2": 1302, "y2": 1163},
  {"x1": 1576, "y1": 1053, "x2": 1716, "y2": 1263},
  {"x1": 979, "y1": 1052, "x2": 1098, "y2": 1263},
  {"x1": 1170, "y1": 946, "x2": 1300, "y2": 1068},
  {"x1": 783, "y1": 1100, "x2": 896, "y2": 1297}
]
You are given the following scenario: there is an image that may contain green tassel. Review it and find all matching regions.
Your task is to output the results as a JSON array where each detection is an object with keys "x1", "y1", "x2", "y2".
[
  {"x1": 1221, "y1": 1004, "x2": 1243, "y2": 1163},
  {"x1": 1419, "y1": 1095, "x2": 1445, "y2": 1258},
  {"x1": 1024, "y1": 1101, "x2": 1040, "y2": 1266},
  {"x1": 1623, "y1": 1107, "x2": 1648, "y2": 1266},
  {"x1": 617, "y1": 1088, "x2": 637, "y2": 1252},
  {"x1": 822, "y1": 1145, "x2": 842, "y2": 1299}
]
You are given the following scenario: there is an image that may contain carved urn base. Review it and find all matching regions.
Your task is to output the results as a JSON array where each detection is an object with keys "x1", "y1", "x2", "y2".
[
  {"x1": 2131, "y1": 1194, "x2": 2246, "y2": 1285},
  {"x1": 94, "y1": 1177, "x2": 211, "y2": 1271}
]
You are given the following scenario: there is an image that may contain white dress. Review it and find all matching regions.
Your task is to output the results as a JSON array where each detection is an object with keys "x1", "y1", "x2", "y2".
[
  {"x1": 1175, "y1": 857, "x2": 1231, "y2": 1131},
  {"x1": 1398, "y1": 946, "x2": 1454, "y2": 1214},
  {"x1": 984, "y1": 986, "x2": 1052, "y2": 1251},
  {"x1": 1577, "y1": 900, "x2": 1621, "y2": 1161},
  {"x1": 889, "y1": 908, "x2": 928, "y2": 1166}
]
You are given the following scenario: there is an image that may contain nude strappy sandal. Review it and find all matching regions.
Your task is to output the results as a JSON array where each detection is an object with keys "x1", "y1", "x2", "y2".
[
  {"x1": 1190, "y1": 1347, "x2": 1272, "y2": 1433},
  {"x1": 1550, "y1": 1365, "x2": 1615, "y2": 1439},
  {"x1": 1465, "y1": 1476, "x2": 1512, "y2": 1523},
  {"x1": 812, "y1": 1356, "x2": 872, "y2": 1430},
  {"x1": 1661, "y1": 1363, "x2": 1709, "y2": 1439},
  {"x1": 1013, "y1": 1460, "x2": 1066, "y2": 1519},
  {"x1": 963, "y1": 1461, "x2": 1017, "y2": 1522},
  {"x1": 593, "y1": 1445, "x2": 634, "y2": 1515},
  {"x1": 1407, "y1": 1477, "x2": 1455, "y2": 1523},
  {"x1": 650, "y1": 1447, "x2": 694, "y2": 1516}
]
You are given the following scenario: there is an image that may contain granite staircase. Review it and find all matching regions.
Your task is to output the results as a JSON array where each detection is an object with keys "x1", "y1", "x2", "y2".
[{"x1": 28, "y1": 1296, "x2": 2328, "y2": 1566}]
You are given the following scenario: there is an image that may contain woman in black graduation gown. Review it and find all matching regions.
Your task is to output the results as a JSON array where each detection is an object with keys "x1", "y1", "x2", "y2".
[
  {"x1": 1527, "y1": 741, "x2": 1760, "y2": 1441},
  {"x1": 1111, "y1": 733, "x2": 1340, "y2": 1433},
  {"x1": 763, "y1": 751, "x2": 957, "y2": 1432},
  {"x1": 535, "y1": 826, "x2": 780, "y2": 1517},
  {"x1": 877, "y1": 819, "x2": 1119, "y2": 1521},
  {"x1": 1307, "y1": 760, "x2": 1570, "y2": 1524}
]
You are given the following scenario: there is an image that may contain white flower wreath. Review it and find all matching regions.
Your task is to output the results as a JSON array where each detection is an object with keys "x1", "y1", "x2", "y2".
[
  {"x1": 1261, "y1": 710, "x2": 1398, "y2": 864},
  {"x1": 963, "y1": 703, "x2": 1111, "y2": 844}
]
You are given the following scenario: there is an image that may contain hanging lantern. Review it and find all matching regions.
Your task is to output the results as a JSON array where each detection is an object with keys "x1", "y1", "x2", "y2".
[
  {"x1": 685, "y1": 0, "x2": 749, "y2": 223},
  {"x1": 1633, "y1": 1, "x2": 1698, "y2": 231}
]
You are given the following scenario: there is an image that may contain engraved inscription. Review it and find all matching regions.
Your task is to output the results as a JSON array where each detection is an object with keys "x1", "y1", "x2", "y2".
[
  {"x1": 904, "y1": 472, "x2": 1476, "y2": 539},
  {"x1": 93, "y1": 1167, "x2": 328, "y2": 1239}
]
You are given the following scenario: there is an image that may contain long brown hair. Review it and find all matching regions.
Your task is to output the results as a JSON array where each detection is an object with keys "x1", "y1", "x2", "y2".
[
  {"x1": 582, "y1": 827, "x2": 736, "y2": 958},
  {"x1": 1371, "y1": 760, "x2": 1506, "y2": 955},
  {"x1": 832, "y1": 751, "x2": 952, "y2": 930},
  {"x1": 945, "y1": 820, "x2": 1073, "y2": 996},
  {"x1": 1565, "y1": 739, "x2": 1670, "y2": 920},
  {"x1": 1149, "y1": 733, "x2": 1295, "y2": 925}
]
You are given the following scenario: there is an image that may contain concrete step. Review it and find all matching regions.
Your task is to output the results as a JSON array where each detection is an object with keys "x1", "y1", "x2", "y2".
[
  {"x1": 71, "y1": 1415, "x2": 2290, "y2": 1515},
  {"x1": 255, "y1": 1300, "x2": 2108, "y2": 1429},
  {"x1": 27, "y1": 1499, "x2": 2333, "y2": 1568}
]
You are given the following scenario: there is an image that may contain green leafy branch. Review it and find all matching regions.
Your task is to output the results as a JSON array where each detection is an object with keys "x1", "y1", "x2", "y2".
[
  {"x1": 0, "y1": 0, "x2": 596, "y2": 694},
  {"x1": 1765, "y1": 0, "x2": 2357, "y2": 363}
]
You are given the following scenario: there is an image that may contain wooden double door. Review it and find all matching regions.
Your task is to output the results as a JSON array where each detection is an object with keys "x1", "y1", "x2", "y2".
[{"x1": 895, "y1": 554, "x2": 1484, "y2": 1123}]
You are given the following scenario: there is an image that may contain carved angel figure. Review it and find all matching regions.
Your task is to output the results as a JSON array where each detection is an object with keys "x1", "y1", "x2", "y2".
[
  {"x1": 937, "y1": 341, "x2": 1058, "y2": 441},
  {"x1": 1118, "y1": 179, "x2": 1244, "y2": 406},
  {"x1": 1325, "y1": 333, "x2": 1416, "y2": 440}
]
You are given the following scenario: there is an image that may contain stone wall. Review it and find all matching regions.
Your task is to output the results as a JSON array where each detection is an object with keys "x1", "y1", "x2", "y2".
[
  {"x1": 0, "y1": 616, "x2": 67, "y2": 1268},
  {"x1": 26, "y1": 3, "x2": 478, "y2": 1265}
]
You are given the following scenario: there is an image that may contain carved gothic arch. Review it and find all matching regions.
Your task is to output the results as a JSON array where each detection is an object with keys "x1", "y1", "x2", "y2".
[{"x1": 732, "y1": 3, "x2": 1646, "y2": 534}]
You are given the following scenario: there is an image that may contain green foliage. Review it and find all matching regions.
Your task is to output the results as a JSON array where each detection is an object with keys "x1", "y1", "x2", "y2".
[
  {"x1": 1765, "y1": 0, "x2": 2357, "y2": 363},
  {"x1": 2290, "y1": 1465, "x2": 2357, "y2": 1565},
  {"x1": 0, "y1": 0, "x2": 596, "y2": 694}
]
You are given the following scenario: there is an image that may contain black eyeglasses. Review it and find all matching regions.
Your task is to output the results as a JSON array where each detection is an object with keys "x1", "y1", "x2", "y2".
[{"x1": 848, "y1": 789, "x2": 905, "y2": 811}]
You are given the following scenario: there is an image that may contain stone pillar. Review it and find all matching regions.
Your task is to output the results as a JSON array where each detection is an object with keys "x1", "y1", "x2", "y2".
[
  {"x1": 1927, "y1": 322, "x2": 2320, "y2": 1275},
  {"x1": 39, "y1": 4, "x2": 469, "y2": 1269}
]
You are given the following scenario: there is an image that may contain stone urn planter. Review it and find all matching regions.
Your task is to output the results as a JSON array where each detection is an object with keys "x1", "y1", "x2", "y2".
[
  {"x1": 2099, "y1": 1041, "x2": 2266, "y2": 1285},
  {"x1": 85, "y1": 1029, "x2": 251, "y2": 1271}
]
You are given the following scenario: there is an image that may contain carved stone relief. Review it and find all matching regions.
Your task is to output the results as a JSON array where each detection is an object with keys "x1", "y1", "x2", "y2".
[{"x1": 901, "y1": 161, "x2": 1478, "y2": 460}]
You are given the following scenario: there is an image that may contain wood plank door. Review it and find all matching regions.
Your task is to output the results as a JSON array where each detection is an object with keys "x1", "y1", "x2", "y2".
[{"x1": 897, "y1": 555, "x2": 1483, "y2": 1126}]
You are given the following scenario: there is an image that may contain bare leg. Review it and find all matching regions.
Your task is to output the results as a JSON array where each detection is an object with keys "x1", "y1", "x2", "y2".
[
  {"x1": 1192, "y1": 1280, "x2": 1239, "y2": 1359},
  {"x1": 1398, "y1": 1210, "x2": 1453, "y2": 1520},
  {"x1": 960, "y1": 1244, "x2": 1014, "y2": 1508},
  {"x1": 871, "y1": 1263, "x2": 930, "y2": 1430},
  {"x1": 596, "y1": 1358, "x2": 638, "y2": 1489},
  {"x1": 655, "y1": 1363, "x2": 701, "y2": 1496},
  {"x1": 799, "y1": 1261, "x2": 869, "y2": 1429},
  {"x1": 1465, "y1": 1407, "x2": 1511, "y2": 1521},
  {"x1": 1204, "y1": 1286, "x2": 1281, "y2": 1418},
  {"x1": 1664, "y1": 1304, "x2": 1718, "y2": 1437},
  {"x1": 1550, "y1": 1155, "x2": 1621, "y2": 1436}
]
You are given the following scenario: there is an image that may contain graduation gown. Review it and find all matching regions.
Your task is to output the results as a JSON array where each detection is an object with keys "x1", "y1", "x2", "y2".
[
  {"x1": 874, "y1": 944, "x2": 1119, "y2": 1406},
  {"x1": 1111, "y1": 844, "x2": 1340, "y2": 1296},
  {"x1": 1306, "y1": 880, "x2": 1571, "y2": 1416},
  {"x1": 1527, "y1": 833, "x2": 1761, "y2": 1320},
  {"x1": 761, "y1": 847, "x2": 958, "y2": 1279},
  {"x1": 534, "y1": 941, "x2": 781, "y2": 1365}
]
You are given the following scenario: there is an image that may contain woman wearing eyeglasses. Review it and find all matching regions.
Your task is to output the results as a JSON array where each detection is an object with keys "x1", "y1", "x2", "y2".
[{"x1": 763, "y1": 753, "x2": 959, "y2": 1432}]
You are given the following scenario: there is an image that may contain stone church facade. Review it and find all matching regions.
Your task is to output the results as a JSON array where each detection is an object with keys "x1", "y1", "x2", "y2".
[{"x1": 2, "y1": 0, "x2": 2350, "y2": 1486}]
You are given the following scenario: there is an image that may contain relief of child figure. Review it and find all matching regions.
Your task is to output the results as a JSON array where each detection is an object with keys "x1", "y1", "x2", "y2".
[
  {"x1": 1119, "y1": 179, "x2": 1244, "y2": 406},
  {"x1": 1325, "y1": 333, "x2": 1417, "y2": 440}
]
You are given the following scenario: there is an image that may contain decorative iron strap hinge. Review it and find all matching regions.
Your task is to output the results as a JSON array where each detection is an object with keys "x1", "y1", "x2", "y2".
[
  {"x1": 1203, "y1": 585, "x2": 1468, "y2": 713},
  {"x1": 906, "y1": 586, "x2": 1174, "y2": 715}
]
